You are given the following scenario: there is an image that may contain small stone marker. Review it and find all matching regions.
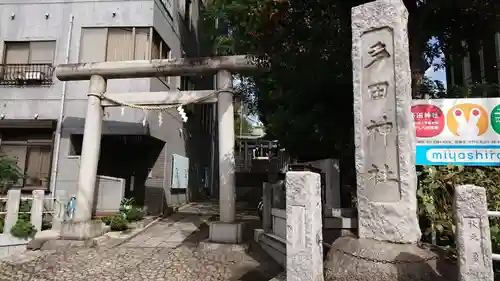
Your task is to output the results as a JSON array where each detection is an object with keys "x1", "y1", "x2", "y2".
[
  {"x1": 286, "y1": 171, "x2": 323, "y2": 281},
  {"x1": 30, "y1": 190, "x2": 45, "y2": 232},
  {"x1": 352, "y1": 0, "x2": 420, "y2": 243},
  {"x1": 4, "y1": 189, "x2": 21, "y2": 234},
  {"x1": 454, "y1": 185, "x2": 494, "y2": 281}
]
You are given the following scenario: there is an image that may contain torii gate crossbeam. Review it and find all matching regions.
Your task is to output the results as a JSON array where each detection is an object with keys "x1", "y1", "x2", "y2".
[{"x1": 55, "y1": 56, "x2": 265, "y2": 243}]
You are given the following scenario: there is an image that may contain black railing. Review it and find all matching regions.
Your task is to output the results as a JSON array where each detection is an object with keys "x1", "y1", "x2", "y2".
[{"x1": 0, "y1": 64, "x2": 54, "y2": 86}]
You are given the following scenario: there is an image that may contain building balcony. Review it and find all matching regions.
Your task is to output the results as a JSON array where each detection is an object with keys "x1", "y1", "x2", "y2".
[{"x1": 0, "y1": 64, "x2": 55, "y2": 87}]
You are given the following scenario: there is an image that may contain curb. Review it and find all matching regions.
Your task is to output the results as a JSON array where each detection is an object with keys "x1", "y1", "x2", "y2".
[
  {"x1": 176, "y1": 202, "x2": 195, "y2": 212},
  {"x1": 111, "y1": 216, "x2": 163, "y2": 248}
]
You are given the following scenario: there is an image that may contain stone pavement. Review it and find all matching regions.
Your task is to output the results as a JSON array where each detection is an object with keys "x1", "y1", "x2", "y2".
[{"x1": 0, "y1": 201, "x2": 283, "y2": 281}]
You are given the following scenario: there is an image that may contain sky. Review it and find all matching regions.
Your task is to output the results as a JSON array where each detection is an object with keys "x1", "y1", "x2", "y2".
[
  {"x1": 424, "y1": 37, "x2": 447, "y2": 86},
  {"x1": 426, "y1": 66, "x2": 447, "y2": 85}
]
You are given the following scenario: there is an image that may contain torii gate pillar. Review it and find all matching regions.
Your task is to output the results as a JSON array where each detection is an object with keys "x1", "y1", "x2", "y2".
[{"x1": 208, "y1": 70, "x2": 242, "y2": 243}]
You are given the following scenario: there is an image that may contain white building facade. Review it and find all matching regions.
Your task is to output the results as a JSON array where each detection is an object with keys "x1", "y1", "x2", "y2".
[{"x1": 0, "y1": 0, "x2": 216, "y2": 214}]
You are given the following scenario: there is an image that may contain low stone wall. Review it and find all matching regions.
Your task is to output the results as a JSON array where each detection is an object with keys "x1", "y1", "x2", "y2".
[{"x1": 0, "y1": 235, "x2": 28, "y2": 260}]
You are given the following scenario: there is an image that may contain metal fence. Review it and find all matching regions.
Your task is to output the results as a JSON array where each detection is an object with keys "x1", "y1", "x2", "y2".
[{"x1": 0, "y1": 63, "x2": 54, "y2": 86}]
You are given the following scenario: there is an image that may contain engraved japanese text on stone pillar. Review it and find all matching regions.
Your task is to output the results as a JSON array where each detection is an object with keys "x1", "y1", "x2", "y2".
[{"x1": 361, "y1": 27, "x2": 401, "y2": 203}]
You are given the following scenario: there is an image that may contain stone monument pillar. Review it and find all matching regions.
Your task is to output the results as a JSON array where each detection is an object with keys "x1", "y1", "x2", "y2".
[
  {"x1": 324, "y1": 0, "x2": 457, "y2": 280},
  {"x1": 454, "y1": 185, "x2": 494, "y2": 281},
  {"x1": 351, "y1": 0, "x2": 419, "y2": 244},
  {"x1": 286, "y1": 171, "x2": 323, "y2": 281}
]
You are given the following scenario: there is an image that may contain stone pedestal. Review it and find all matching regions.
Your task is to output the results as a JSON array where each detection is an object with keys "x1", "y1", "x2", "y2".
[
  {"x1": 209, "y1": 221, "x2": 244, "y2": 244},
  {"x1": 324, "y1": 236, "x2": 457, "y2": 281},
  {"x1": 59, "y1": 220, "x2": 108, "y2": 240}
]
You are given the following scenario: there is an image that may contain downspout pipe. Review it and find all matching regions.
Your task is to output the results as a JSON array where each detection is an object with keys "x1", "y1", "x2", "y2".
[{"x1": 50, "y1": 15, "x2": 74, "y2": 196}]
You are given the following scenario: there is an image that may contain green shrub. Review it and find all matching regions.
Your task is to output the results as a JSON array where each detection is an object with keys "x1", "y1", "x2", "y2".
[
  {"x1": 125, "y1": 207, "x2": 144, "y2": 222},
  {"x1": 100, "y1": 216, "x2": 113, "y2": 226},
  {"x1": 119, "y1": 198, "x2": 136, "y2": 214},
  {"x1": 0, "y1": 155, "x2": 24, "y2": 194},
  {"x1": 119, "y1": 198, "x2": 145, "y2": 222},
  {"x1": 417, "y1": 165, "x2": 500, "y2": 264},
  {"x1": 109, "y1": 215, "x2": 128, "y2": 231},
  {"x1": 10, "y1": 219, "x2": 36, "y2": 239}
]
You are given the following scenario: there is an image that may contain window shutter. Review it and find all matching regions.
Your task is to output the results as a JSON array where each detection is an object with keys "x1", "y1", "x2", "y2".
[
  {"x1": 106, "y1": 28, "x2": 134, "y2": 61},
  {"x1": 134, "y1": 28, "x2": 150, "y2": 60},
  {"x1": 4, "y1": 42, "x2": 29, "y2": 64},
  {"x1": 29, "y1": 41, "x2": 56, "y2": 64},
  {"x1": 79, "y1": 28, "x2": 107, "y2": 63}
]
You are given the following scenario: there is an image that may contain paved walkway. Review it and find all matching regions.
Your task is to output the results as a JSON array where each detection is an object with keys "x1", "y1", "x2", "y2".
[{"x1": 0, "y1": 201, "x2": 283, "y2": 281}]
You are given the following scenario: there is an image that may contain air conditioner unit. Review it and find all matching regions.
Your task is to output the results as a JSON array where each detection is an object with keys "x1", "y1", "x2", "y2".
[{"x1": 24, "y1": 71, "x2": 45, "y2": 81}]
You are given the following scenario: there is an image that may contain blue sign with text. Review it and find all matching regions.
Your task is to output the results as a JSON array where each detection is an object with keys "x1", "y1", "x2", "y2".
[{"x1": 413, "y1": 98, "x2": 500, "y2": 166}]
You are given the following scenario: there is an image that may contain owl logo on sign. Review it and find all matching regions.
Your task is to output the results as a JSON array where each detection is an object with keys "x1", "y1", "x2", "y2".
[{"x1": 447, "y1": 104, "x2": 488, "y2": 137}]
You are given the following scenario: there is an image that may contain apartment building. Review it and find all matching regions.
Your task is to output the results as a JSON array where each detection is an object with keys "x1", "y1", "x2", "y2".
[{"x1": 0, "y1": 0, "x2": 216, "y2": 214}]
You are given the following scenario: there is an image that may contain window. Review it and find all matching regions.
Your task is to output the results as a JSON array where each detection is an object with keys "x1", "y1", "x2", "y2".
[
  {"x1": 180, "y1": 76, "x2": 195, "y2": 90},
  {"x1": 1, "y1": 41, "x2": 56, "y2": 85},
  {"x1": 106, "y1": 28, "x2": 135, "y2": 61},
  {"x1": 151, "y1": 29, "x2": 172, "y2": 86},
  {"x1": 69, "y1": 134, "x2": 83, "y2": 156},
  {"x1": 3, "y1": 41, "x2": 55, "y2": 64},
  {"x1": 151, "y1": 29, "x2": 170, "y2": 60},
  {"x1": 79, "y1": 27, "x2": 154, "y2": 62},
  {"x1": 0, "y1": 129, "x2": 53, "y2": 190}
]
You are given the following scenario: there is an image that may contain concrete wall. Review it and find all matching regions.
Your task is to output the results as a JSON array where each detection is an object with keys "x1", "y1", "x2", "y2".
[{"x1": 0, "y1": 0, "x2": 211, "y2": 208}]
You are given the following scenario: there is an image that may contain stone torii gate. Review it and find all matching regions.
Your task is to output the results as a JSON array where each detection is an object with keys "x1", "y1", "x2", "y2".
[{"x1": 55, "y1": 55, "x2": 263, "y2": 243}]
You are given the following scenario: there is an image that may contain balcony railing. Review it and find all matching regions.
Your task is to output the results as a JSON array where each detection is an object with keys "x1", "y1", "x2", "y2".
[{"x1": 0, "y1": 64, "x2": 55, "y2": 86}]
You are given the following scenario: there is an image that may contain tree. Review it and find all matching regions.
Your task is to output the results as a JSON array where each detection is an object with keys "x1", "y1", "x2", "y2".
[
  {"x1": 0, "y1": 155, "x2": 23, "y2": 194},
  {"x1": 202, "y1": 0, "x2": 500, "y2": 195}
]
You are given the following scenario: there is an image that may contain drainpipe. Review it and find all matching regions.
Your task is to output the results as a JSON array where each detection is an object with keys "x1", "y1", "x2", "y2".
[{"x1": 50, "y1": 15, "x2": 74, "y2": 196}]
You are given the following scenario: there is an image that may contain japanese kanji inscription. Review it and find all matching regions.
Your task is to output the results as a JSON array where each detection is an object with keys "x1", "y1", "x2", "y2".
[
  {"x1": 360, "y1": 27, "x2": 401, "y2": 203},
  {"x1": 368, "y1": 81, "x2": 389, "y2": 100}
]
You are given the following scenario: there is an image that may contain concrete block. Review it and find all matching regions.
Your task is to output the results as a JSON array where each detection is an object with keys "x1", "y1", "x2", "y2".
[
  {"x1": 209, "y1": 221, "x2": 244, "y2": 244},
  {"x1": 59, "y1": 220, "x2": 107, "y2": 240}
]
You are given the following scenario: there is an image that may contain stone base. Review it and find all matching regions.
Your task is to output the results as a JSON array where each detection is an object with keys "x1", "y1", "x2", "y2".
[
  {"x1": 59, "y1": 220, "x2": 109, "y2": 240},
  {"x1": 324, "y1": 236, "x2": 457, "y2": 281},
  {"x1": 209, "y1": 221, "x2": 244, "y2": 244},
  {"x1": 253, "y1": 229, "x2": 286, "y2": 267}
]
